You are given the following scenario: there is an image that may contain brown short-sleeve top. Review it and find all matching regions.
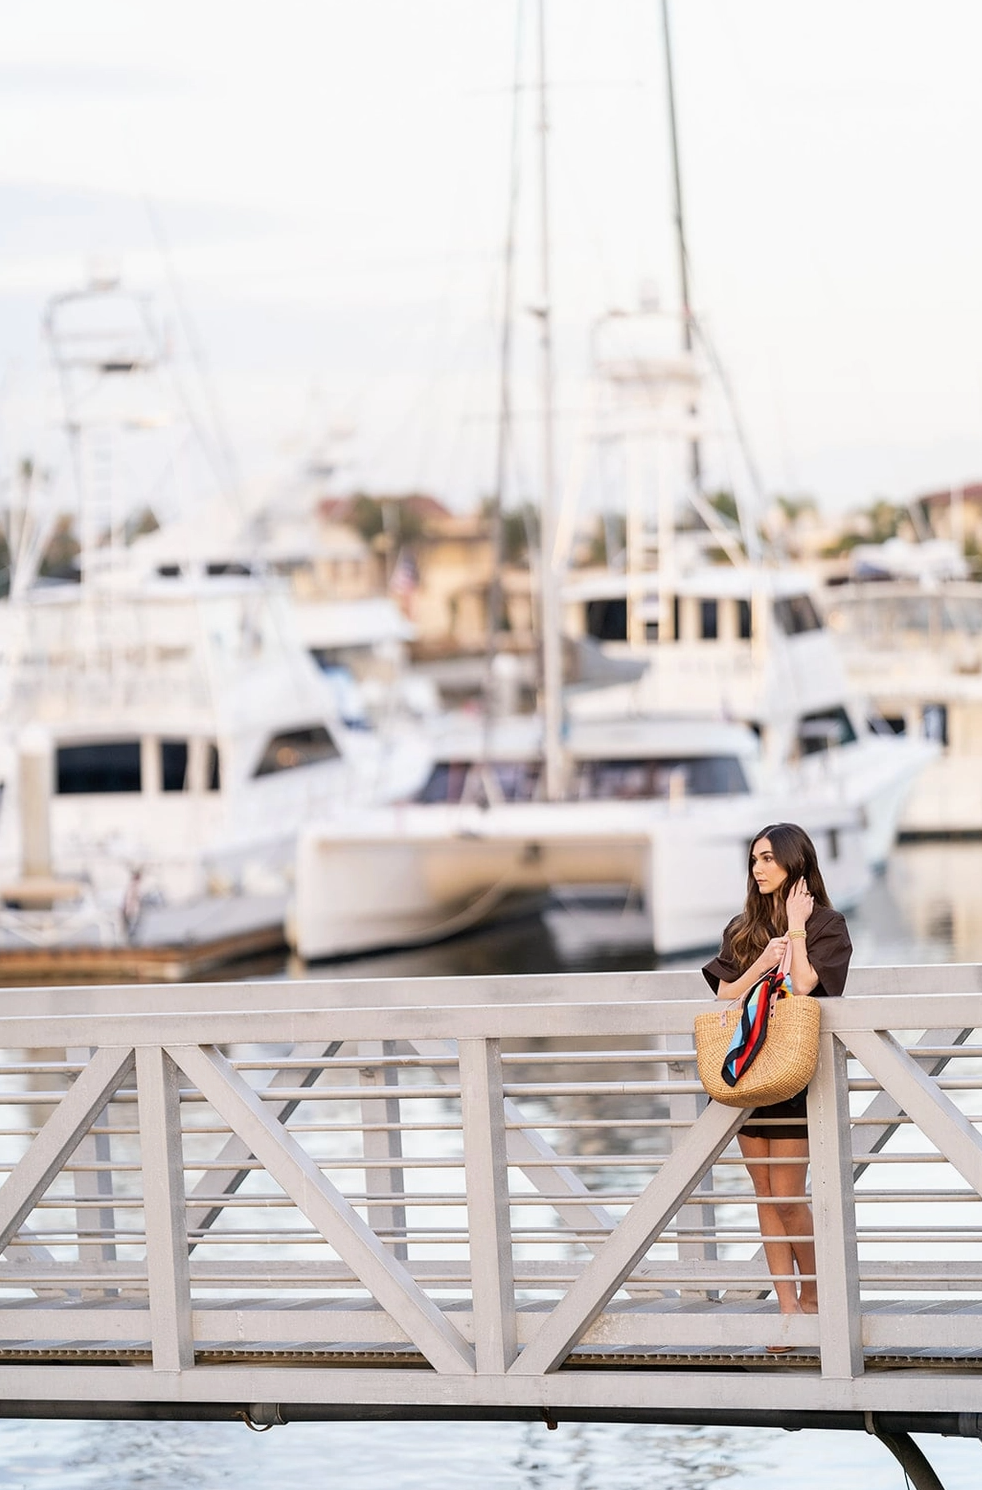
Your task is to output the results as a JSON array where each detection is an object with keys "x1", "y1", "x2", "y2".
[{"x1": 701, "y1": 904, "x2": 852, "y2": 998}]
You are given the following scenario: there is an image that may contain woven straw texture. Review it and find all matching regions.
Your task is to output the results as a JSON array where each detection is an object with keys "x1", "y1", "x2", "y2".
[{"x1": 695, "y1": 995, "x2": 821, "y2": 1108}]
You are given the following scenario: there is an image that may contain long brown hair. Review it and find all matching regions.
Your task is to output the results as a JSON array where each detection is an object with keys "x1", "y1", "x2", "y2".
[{"x1": 730, "y1": 823, "x2": 831, "y2": 971}]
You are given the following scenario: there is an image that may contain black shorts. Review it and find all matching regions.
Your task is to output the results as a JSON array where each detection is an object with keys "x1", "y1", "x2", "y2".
[{"x1": 740, "y1": 1086, "x2": 808, "y2": 1141}]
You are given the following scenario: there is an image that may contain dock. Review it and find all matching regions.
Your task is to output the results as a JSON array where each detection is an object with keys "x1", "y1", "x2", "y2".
[{"x1": 0, "y1": 965, "x2": 979, "y2": 1485}]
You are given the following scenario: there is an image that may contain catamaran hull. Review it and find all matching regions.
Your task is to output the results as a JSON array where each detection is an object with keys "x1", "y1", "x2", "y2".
[{"x1": 291, "y1": 801, "x2": 868, "y2": 961}]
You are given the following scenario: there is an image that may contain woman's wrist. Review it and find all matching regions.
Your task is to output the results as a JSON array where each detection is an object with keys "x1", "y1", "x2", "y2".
[{"x1": 788, "y1": 928, "x2": 807, "y2": 939}]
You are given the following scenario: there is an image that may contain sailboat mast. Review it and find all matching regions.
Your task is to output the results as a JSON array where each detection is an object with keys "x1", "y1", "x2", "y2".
[
  {"x1": 536, "y1": 0, "x2": 565, "y2": 801},
  {"x1": 660, "y1": 0, "x2": 701, "y2": 490}
]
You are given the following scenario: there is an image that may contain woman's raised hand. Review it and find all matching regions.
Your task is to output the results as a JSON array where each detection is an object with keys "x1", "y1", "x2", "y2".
[{"x1": 786, "y1": 877, "x2": 815, "y2": 931}]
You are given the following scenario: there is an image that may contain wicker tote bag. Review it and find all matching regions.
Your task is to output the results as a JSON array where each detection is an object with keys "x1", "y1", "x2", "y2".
[{"x1": 694, "y1": 940, "x2": 821, "y2": 1108}]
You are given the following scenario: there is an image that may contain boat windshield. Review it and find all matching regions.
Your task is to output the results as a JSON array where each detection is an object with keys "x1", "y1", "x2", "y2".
[
  {"x1": 576, "y1": 755, "x2": 749, "y2": 799},
  {"x1": 415, "y1": 762, "x2": 542, "y2": 805},
  {"x1": 414, "y1": 754, "x2": 749, "y2": 804},
  {"x1": 773, "y1": 594, "x2": 823, "y2": 635}
]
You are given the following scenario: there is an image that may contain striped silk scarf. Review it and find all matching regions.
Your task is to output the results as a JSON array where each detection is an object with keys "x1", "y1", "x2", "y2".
[{"x1": 721, "y1": 964, "x2": 793, "y2": 1088}]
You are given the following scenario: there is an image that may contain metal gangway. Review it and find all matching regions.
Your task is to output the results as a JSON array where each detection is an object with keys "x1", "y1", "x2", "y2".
[{"x1": 0, "y1": 966, "x2": 980, "y2": 1486}]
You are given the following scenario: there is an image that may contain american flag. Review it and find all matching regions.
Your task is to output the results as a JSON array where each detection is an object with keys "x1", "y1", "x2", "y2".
[{"x1": 388, "y1": 548, "x2": 419, "y2": 603}]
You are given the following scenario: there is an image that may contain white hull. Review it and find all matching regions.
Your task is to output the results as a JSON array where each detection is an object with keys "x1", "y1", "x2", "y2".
[
  {"x1": 898, "y1": 755, "x2": 982, "y2": 836},
  {"x1": 791, "y1": 734, "x2": 939, "y2": 868},
  {"x1": 291, "y1": 797, "x2": 868, "y2": 961}
]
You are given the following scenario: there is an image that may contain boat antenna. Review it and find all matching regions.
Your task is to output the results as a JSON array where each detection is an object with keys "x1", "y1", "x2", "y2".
[
  {"x1": 660, "y1": 0, "x2": 701, "y2": 492},
  {"x1": 660, "y1": 0, "x2": 766, "y2": 562},
  {"x1": 142, "y1": 195, "x2": 243, "y2": 507},
  {"x1": 484, "y1": 0, "x2": 526, "y2": 750},
  {"x1": 536, "y1": 0, "x2": 565, "y2": 801}
]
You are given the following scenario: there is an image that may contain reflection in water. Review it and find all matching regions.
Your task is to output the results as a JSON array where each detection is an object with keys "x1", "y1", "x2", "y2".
[
  {"x1": 14, "y1": 1417, "x2": 757, "y2": 1490},
  {"x1": 872, "y1": 840, "x2": 982, "y2": 962},
  {"x1": 5, "y1": 1411, "x2": 982, "y2": 1490},
  {"x1": 509, "y1": 1421, "x2": 751, "y2": 1488}
]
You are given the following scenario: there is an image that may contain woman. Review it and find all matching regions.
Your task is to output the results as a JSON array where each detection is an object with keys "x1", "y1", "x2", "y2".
[{"x1": 701, "y1": 823, "x2": 852, "y2": 1347}]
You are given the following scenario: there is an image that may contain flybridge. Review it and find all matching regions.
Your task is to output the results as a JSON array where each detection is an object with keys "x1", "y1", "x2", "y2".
[{"x1": 0, "y1": 967, "x2": 978, "y2": 1487}]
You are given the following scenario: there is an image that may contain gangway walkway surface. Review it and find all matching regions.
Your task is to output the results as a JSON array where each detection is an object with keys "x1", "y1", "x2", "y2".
[{"x1": 0, "y1": 964, "x2": 979, "y2": 1465}]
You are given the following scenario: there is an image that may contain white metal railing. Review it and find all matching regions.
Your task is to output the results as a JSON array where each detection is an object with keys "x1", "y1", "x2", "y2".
[{"x1": 0, "y1": 965, "x2": 979, "y2": 1416}]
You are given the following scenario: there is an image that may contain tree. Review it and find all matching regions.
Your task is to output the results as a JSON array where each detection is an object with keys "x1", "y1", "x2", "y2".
[
  {"x1": 347, "y1": 494, "x2": 425, "y2": 548},
  {"x1": 707, "y1": 489, "x2": 741, "y2": 527},
  {"x1": 863, "y1": 498, "x2": 906, "y2": 544},
  {"x1": 774, "y1": 494, "x2": 818, "y2": 523},
  {"x1": 501, "y1": 504, "x2": 536, "y2": 564},
  {"x1": 582, "y1": 512, "x2": 626, "y2": 566},
  {"x1": 39, "y1": 516, "x2": 80, "y2": 580}
]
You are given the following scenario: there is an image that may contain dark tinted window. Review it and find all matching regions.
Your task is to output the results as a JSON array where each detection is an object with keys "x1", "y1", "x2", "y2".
[
  {"x1": 922, "y1": 703, "x2": 948, "y2": 745},
  {"x1": 253, "y1": 726, "x2": 340, "y2": 777},
  {"x1": 700, "y1": 599, "x2": 718, "y2": 640},
  {"x1": 738, "y1": 599, "x2": 752, "y2": 639},
  {"x1": 57, "y1": 741, "x2": 141, "y2": 794},
  {"x1": 774, "y1": 594, "x2": 823, "y2": 635},
  {"x1": 797, "y1": 707, "x2": 858, "y2": 756},
  {"x1": 161, "y1": 741, "x2": 188, "y2": 792},
  {"x1": 576, "y1": 755, "x2": 748, "y2": 800},
  {"x1": 415, "y1": 761, "x2": 541, "y2": 805},
  {"x1": 207, "y1": 743, "x2": 221, "y2": 791},
  {"x1": 585, "y1": 598, "x2": 627, "y2": 641}
]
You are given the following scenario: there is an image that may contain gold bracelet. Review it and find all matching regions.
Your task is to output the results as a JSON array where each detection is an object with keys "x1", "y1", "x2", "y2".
[{"x1": 788, "y1": 929, "x2": 807, "y2": 940}]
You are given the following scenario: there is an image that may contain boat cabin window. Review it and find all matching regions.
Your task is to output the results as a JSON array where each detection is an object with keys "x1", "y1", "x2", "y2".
[
  {"x1": 161, "y1": 741, "x2": 188, "y2": 791},
  {"x1": 700, "y1": 599, "x2": 718, "y2": 640},
  {"x1": 253, "y1": 725, "x2": 340, "y2": 777},
  {"x1": 922, "y1": 703, "x2": 948, "y2": 745},
  {"x1": 585, "y1": 598, "x2": 627, "y2": 642},
  {"x1": 206, "y1": 742, "x2": 221, "y2": 790},
  {"x1": 159, "y1": 741, "x2": 221, "y2": 791},
  {"x1": 774, "y1": 594, "x2": 823, "y2": 636},
  {"x1": 415, "y1": 761, "x2": 541, "y2": 805},
  {"x1": 738, "y1": 599, "x2": 752, "y2": 639},
  {"x1": 797, "y1": 706, "x2": 858, "y2": 756},
  {"x1": 576, "y1": 755, "x2": 749, "y2": 799},
  {"x1": 57, "y1": 741, "x2": 141, "y2": 795}
]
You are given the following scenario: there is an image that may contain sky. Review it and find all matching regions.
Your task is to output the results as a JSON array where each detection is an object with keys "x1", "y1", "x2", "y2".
[{"x1": 2, "y1": 0, "x2": 982, "y2": 528}]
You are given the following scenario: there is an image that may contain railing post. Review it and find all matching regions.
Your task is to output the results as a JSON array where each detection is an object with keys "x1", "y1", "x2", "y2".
[
  {"x1": 808, "y1": 1031, "x2": 863, "y2": 1378},
  {"x1": 357, "y1": 1040, "x2": 408, "y2": 1260},
  {"x1": 663, "y1": 1035, "x2": 717, "y2": 1294},
  {"x1": 136, "y1": 1046, "x2": 193, "y2": 1371},
  {"x1": 459, "y1": 1037, "x2": 517, "y2": 1373},
  {"x1": 66, "y1": 1046, "x2": 117, "y2": 1292}
]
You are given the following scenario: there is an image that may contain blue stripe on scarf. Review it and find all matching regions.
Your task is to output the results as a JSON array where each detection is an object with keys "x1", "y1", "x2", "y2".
[{"x1": 721, "y1": 970, "x2": 793, "y2": 1088}]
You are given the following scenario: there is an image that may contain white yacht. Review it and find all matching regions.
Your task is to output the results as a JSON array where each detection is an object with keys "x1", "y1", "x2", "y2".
[
  {"x1": 0, "y1": 278, "x2": 429, "y2": 979},
  {"x1": 562, "y1": 563, "x2": 938, "y2": 869},
  {"x1": 291, "y1": 709, "x2": 868, "y2": 960},
  {"x1": 0, "y1": 550, "x2": 429, "y2": 979},
  {"x1": 823, "y1": 577, "x2": 982, "y2": 836}
]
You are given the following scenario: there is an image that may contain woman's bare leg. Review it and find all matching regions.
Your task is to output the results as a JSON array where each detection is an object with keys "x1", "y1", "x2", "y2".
[
  {"x1": 768, "y1": 1137, "x2": 817, "y2": 1310},
  {"x1": 739, "y1": 1131, "x2": 817, "y2": 1312},
  {"x1": 738, "y1": 1132, "x2": 802, "y2": 1313}
]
